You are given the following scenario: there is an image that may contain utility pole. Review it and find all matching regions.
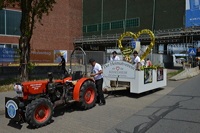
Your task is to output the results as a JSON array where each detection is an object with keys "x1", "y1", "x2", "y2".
[
  {"x1": 101, "y1": 0, "x2": 103, "y2": 37},
  {"x1": 124, "y1": 0, "x2": 127, "y2": 33}
]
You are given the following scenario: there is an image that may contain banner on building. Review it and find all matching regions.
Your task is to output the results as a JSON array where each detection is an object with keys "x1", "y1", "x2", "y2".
[
  {"x1": 30, "y1": 50, "x2": 54, "y2": 63},
  {"x1": 0, "y1": 48, "x2": 67, "y2": 63},
  {"x1": 0, "y1": 48, "x2": 20, "y2": 63},
  {"x1": 186, "y1": 0, "x2": 200, "y2": 27},
  {"x1": 54, "y1": 50, "x2": 67, "y2": 63}
]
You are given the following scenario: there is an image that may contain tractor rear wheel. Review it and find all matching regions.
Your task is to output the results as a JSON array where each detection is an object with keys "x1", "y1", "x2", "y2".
[
  {"x1": 25, "y1": 98, "x2": 53, "y2": 127},
  {"x1": 79, "y1": 80, "x2": 97, "y2": 109}
]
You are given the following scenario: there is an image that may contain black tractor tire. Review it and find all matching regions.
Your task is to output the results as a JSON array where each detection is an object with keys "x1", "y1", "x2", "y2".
[
  {"x1": 79, "y1": 80, "x2": 97, "y2": 110},
  {"x1": 25, "y1": 98, "x2": 53, "y2": 128}
]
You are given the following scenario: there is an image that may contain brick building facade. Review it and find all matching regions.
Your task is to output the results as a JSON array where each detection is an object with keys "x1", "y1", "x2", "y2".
[{"x1": 0, "y1": 0, "x2": 82, "y2": 51}]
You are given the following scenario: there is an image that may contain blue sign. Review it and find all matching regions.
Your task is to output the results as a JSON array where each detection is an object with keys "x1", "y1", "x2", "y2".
[
  {"x1": 7, "y1": 104, "x2": 16, "y2": 118},
  {"x1": 186, "y1": 0, "x2": 200, "y2": 27},
  {"x1": 5, "y1": 100, "x2": 18, "y2": 119},
  {"x1": 0, "y1": 48, "x2": 19, "y2": 63},
  {"x1": 130, "y1": 39, "x2": 140, "y2": 49},
  {"x1": 188, "y1": 48, "x2": 196, "y2": 55}
]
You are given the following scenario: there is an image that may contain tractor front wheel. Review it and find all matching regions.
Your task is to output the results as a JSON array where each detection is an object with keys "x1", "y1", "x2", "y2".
[
  {"x1": 25, "y1": 98, "x2": 53, "y2": 128},
  {"x1": 79, "y1": 80, "x2": 97, "y2": 109}
]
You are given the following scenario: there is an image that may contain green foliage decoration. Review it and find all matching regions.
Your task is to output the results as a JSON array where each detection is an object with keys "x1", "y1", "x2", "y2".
[{"x1": 140, "y1": 65, "x2": 164, "y2": 71}]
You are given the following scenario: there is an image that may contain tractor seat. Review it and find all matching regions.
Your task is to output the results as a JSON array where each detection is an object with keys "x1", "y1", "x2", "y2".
[{"x1": 72, "y1": 71, "x2": 83, "y2": 81}]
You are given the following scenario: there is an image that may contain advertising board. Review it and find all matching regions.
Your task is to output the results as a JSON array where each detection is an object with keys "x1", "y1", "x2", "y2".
[
  {"x1": 0, "y1": 48, "x2": 19, "y2": 63},
  {"x1": 102, "y1": 60, "x2": 135, "y2": 78},
  {"x1": 30, "y1": 50, "x2": 54, "y2": 63},
  {"x1": 186, "y1": 0, "x2": 200, "y2": 27},
  {"x1": 0, "y1": 48, "x2": 67, "y2": 63}
]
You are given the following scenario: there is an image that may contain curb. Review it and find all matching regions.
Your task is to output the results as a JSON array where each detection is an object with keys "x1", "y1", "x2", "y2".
[{"x1": 169, "y1": 66, "x2": 200, "y2": 81}]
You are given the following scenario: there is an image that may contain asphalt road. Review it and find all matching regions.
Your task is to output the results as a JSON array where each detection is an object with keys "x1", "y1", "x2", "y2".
[
  {"x1": 1, "y1": 74, "x2": 199, "y2": 133},
  {"x1": 106, "y1": 74, "x2": 200, "y2": 133}
]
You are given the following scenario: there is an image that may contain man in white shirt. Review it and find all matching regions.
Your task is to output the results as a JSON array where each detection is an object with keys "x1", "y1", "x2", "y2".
[
  {"x1": 131, "y1": 51, "x2": 141, "y2": 70},
  {"x1": 89, "y1": 58, "x2": 106, "y2": 106},
  {"x1": 110, "y1": 51, "x2": 120, "y2": 61}
]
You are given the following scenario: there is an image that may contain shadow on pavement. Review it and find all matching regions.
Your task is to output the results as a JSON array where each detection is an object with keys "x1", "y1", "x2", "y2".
[
  {"x1": 26, "y1": 119, "x2": 55, "y2": 129},
  {"x1": 7, "y1": 120, "x2": 23, "y2": 129},
  {"x1": 52, "y1": 102, "x2": 92, "y2": 117},
  {"x1": 104, "y1": 88, "x2": 164, "y2": 99}
]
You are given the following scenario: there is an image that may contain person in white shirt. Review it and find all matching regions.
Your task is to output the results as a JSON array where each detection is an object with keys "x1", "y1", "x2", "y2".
[
  {"x1": 141, "y1": 60, "x2": 145, "y2": 66},
  {"x1": 110, "y1": 51, "x2": 120, "y2": 61},
  {"x1": 131, "y1": 51, "x2": 141, "y2": 70},
  {"x1": 146, "y1": 58, "x2": 152, "y2": 67},
  {"x1": 89, "y1": 58, "x2": 106, "y2": 106}
]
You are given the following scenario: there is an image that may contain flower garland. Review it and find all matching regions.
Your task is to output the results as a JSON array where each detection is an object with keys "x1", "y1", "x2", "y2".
[{"x1": 140, "y1": 65, "x2": 164, "y2": 71}]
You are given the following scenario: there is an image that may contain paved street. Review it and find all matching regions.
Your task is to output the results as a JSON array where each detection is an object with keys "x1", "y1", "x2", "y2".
[
  {"x1": 106, "y1": 74, "x2": 200, "y2": 133},
  {"x1": 1, "y1": 71, "x2": 200, "y2": 133}
]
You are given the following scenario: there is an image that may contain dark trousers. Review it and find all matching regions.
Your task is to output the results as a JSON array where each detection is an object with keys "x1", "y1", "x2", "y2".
[
  {"x1": 95, "y1": 78, "x2": 105, "y2": 103},
  {"x1": 61, "y1": 65, "x2": 67, "y2": 74}
]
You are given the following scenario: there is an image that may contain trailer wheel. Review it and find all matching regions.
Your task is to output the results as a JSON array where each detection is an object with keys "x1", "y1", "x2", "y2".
[
  {"x1": 25, "y1": 98, "x2": 53, "y2": 128},
  {"x1": 79, "y1": 80, "x2": 97, "y2": 109}
]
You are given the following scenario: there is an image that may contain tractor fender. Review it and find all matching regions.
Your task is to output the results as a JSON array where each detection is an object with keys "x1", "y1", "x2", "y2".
[
  {"x1": 73, "y1": 78, "x2": 95, "y2": 101},
  {"x1": 63, "y1": 77, "x2": 72, "y2": 83}
]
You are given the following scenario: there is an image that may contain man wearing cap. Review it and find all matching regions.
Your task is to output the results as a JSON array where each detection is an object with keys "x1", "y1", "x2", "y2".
[
  {"x1": 131, "y1": 51, "x2": 141, "y2": 71},
  {"x1": 89, "y1": 58, "x2": 106, "y2": 106},
  {"x1": 110, "y1": 51, "x2": 120, "y2": 61}
]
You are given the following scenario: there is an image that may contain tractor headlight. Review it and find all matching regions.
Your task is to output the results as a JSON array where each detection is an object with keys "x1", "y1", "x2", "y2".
[{"x1": 14, "y1": 83, "x2": 23, "y2": 97}]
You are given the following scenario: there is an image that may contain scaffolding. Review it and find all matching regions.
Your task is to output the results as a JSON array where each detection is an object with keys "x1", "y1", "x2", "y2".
[{"x1": 74, "y1": 27, "x2": 200, "y2": 48}]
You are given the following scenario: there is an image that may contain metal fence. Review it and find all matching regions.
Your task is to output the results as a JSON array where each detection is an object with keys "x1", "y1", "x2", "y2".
[{"x1": 70, "y1": 50, "x2": 106, "y2": 65}]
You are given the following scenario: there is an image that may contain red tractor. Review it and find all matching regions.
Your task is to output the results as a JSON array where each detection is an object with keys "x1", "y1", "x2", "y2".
[{"x1": 5, "y1": 47, "x2": 97, "y2": 127}]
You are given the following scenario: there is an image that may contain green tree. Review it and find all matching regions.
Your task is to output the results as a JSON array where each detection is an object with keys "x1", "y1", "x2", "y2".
[{"x1": 0, "y1": 0, "x2": 56, "y2": 81}]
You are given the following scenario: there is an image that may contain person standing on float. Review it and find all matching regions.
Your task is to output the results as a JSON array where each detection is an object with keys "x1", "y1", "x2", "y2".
[
  {"x1": 130, "y1": 51, "x2": 141, "y2": 71},
  {"x1": 110, "y1": 51, "x2": 120, "y2": 61}
]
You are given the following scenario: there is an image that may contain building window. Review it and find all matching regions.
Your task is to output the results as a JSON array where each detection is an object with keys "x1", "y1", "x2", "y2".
[
  {"x1": 0, "y1": 43, "x2": 18, "y2": 49},
  {"x1": 126, "y1": 18, "x2": 139, "y2": 28},
  {"x1": 0, "y1": 44, "x2": 4, "y2": 48},
  {"x1": 0, "y1": 9, "x2": 21, "y2": 36},
  {"x1": 12, "y1": 44, "x2": 18, "y2": 49},
  {"x1": 83, "y1": 26, "x2": 87, "y2": 33},
  {"x1": 87, "y1": 24, "x2": 98, "y2": 32},
  {"x1": 6, "y1": 10, "x2": 21, "y2": 35},
  {"x1": 83, "y1": 18, "x2": 140, "y2": 33},
  {"x1": 5, "y1": 44, "x2": 12, "y2": 48},
  {"x1": 111, "y1": 21, "x2": 123, "y2": 29},
  {"x1": 103, "y1": 23, "x2": 110, "y2": 30},
  {"x1": 0, "y1": 11, "x2": 5, "y2": 34},
  {"x1": 98, "y1": 24, "x2": 102, "y2": 31}
]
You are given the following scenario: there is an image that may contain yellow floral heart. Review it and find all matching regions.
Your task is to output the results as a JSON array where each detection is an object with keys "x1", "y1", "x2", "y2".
[{"x1": 118, "y1": 29, "x2": 155, "y2": 61}]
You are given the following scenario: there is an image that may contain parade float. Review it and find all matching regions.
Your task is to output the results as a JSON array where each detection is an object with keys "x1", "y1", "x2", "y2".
[{"x1": 102, "y1": 29, "x2": 167, "y2": 93}]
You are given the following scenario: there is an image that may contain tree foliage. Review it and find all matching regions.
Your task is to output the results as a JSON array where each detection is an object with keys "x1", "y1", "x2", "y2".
[{"x1": 0, "y1": 0, "x2": 56, "y2": 81}]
